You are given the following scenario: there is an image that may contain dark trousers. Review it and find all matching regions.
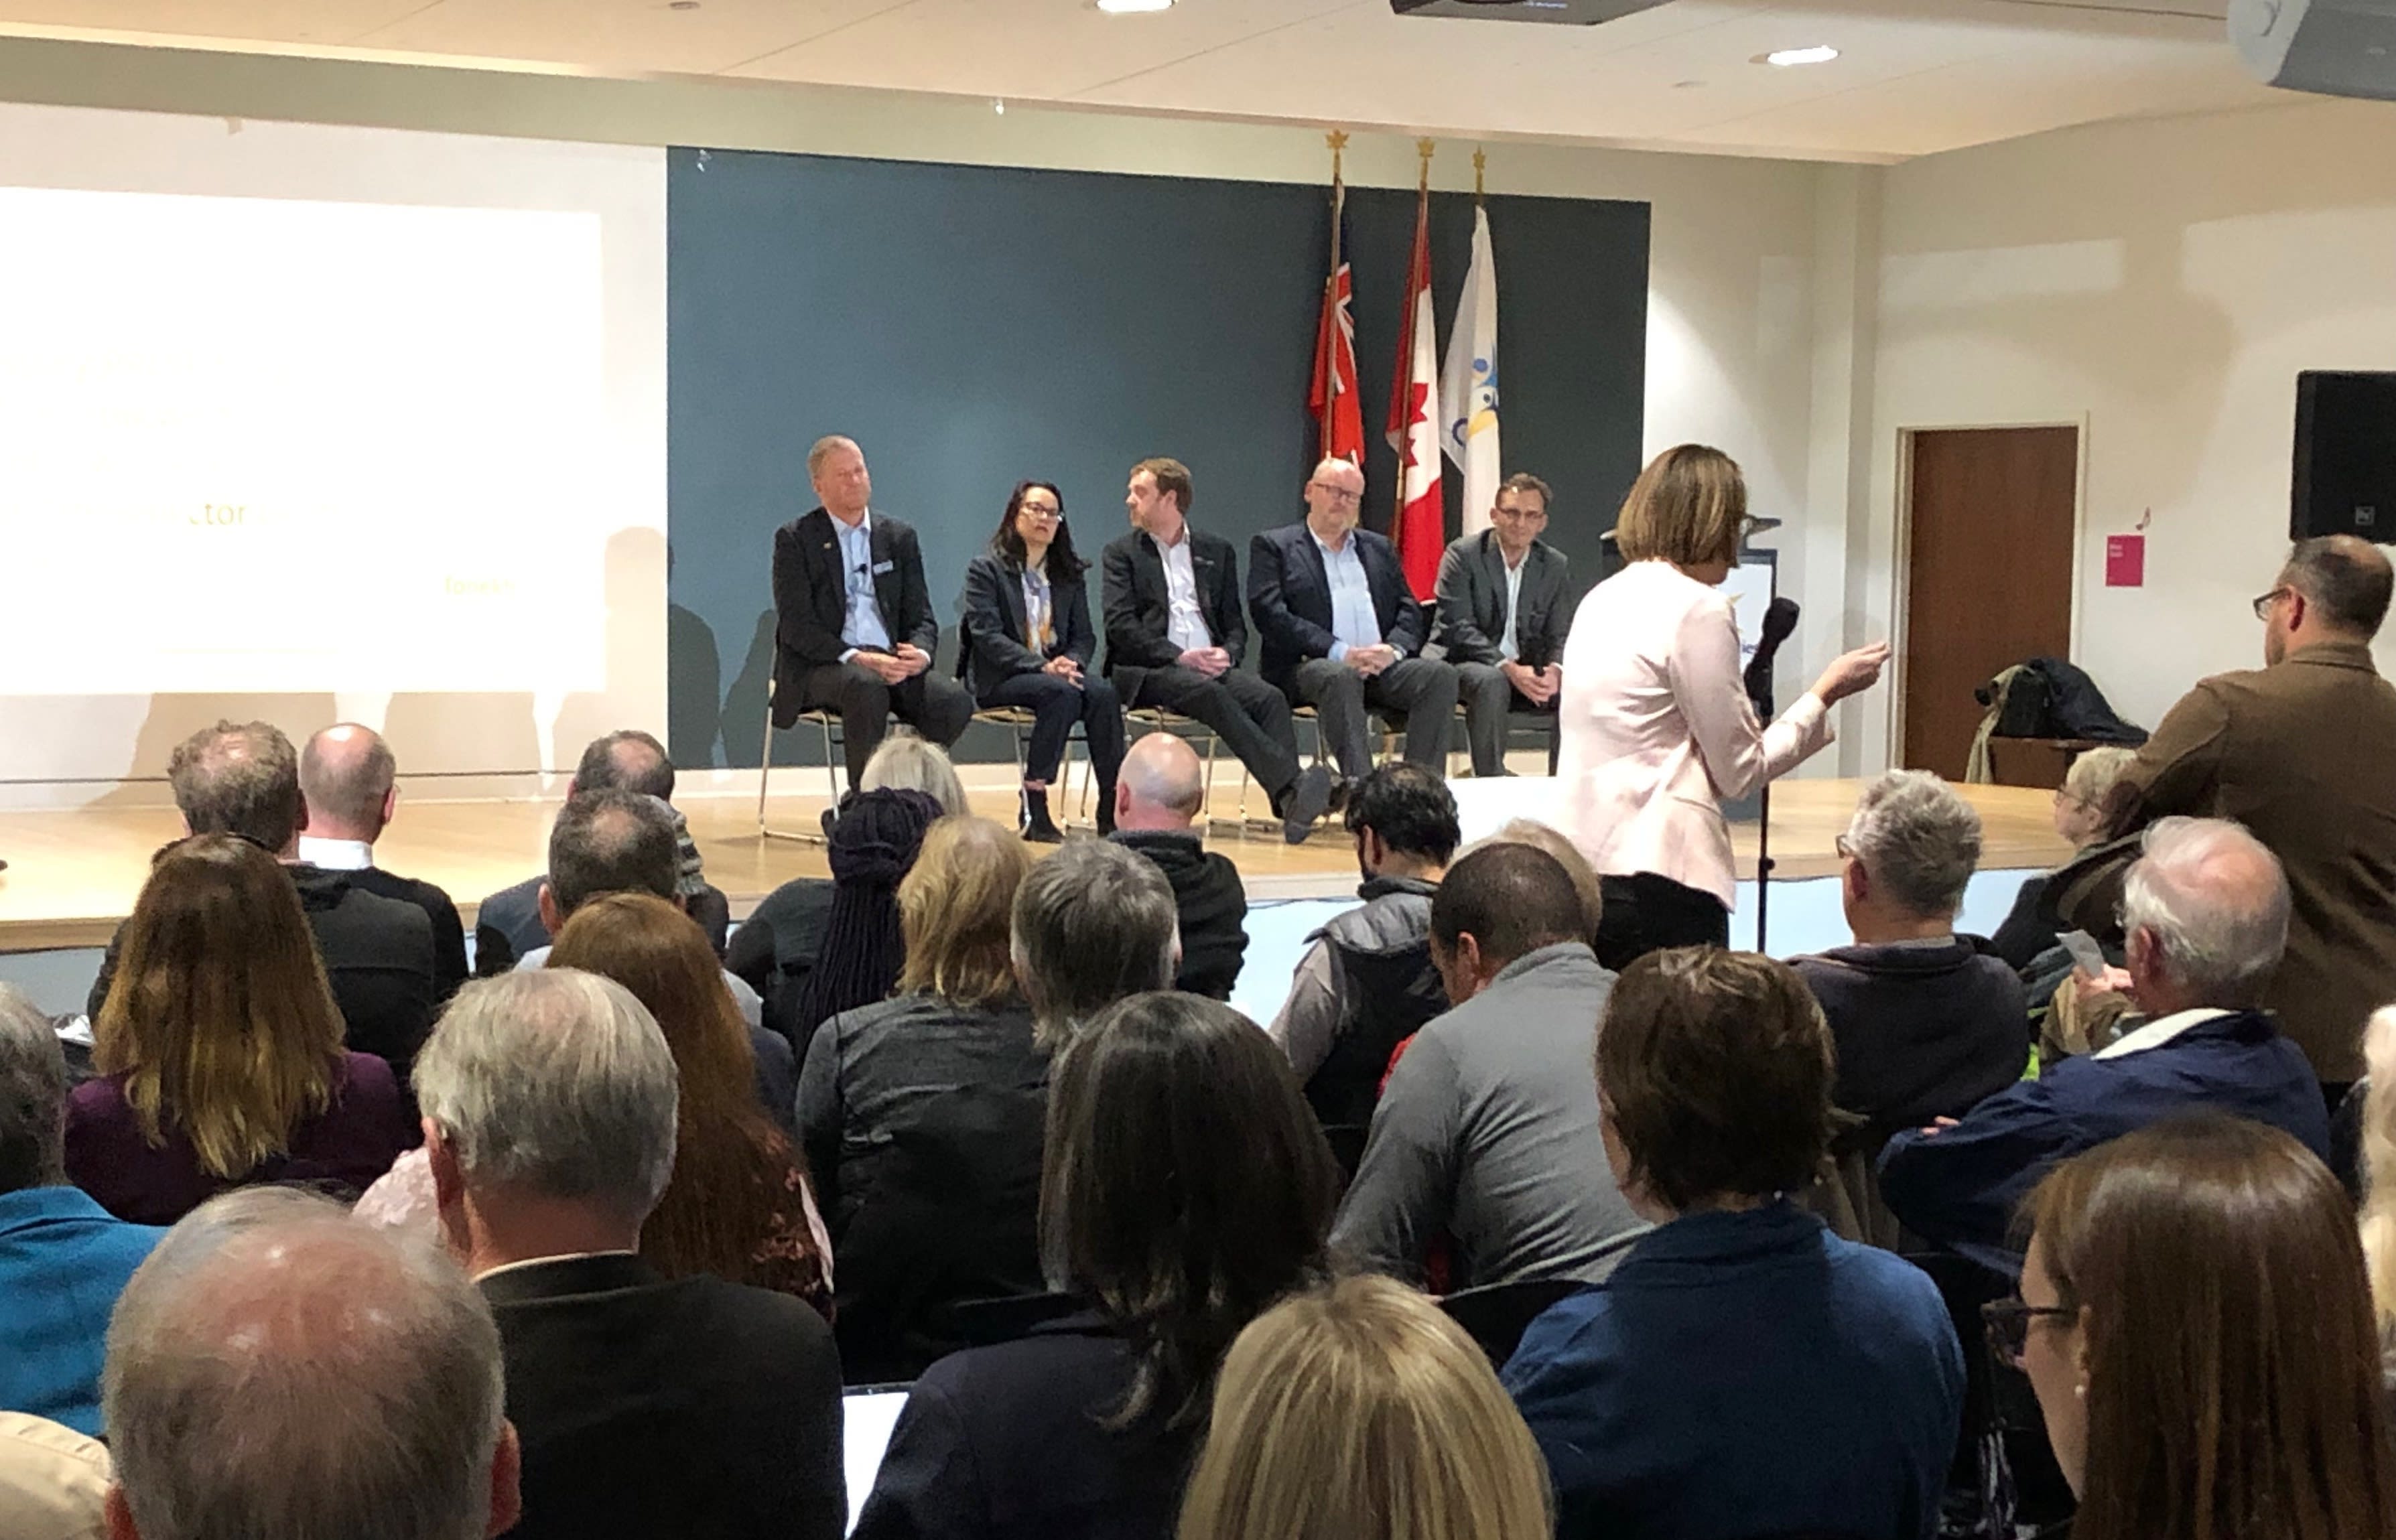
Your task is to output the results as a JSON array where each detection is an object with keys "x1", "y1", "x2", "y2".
[
  {"x1": 1595, "y1": 871, "x2": 1730, "y2": 973},
  {"x1": 799, "y1": 662, "x2": 974, "y2": 790},
  {"x1": 980, "y1": 671, "x2": 1126, "y2": 794},
  {"x1": 1455, "y1": 662, "x2": 1560, "y2": 777},
  {"x1": 1286, "y1": 656, "x2": 1459, "y2": 780},
  {"x1": 1118, "y1": 664, "x2": 1303, "y2": 802}
]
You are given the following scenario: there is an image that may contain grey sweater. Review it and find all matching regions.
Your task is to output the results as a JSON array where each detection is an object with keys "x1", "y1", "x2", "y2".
[{"x1": 1331, "y1": 942, "x2": 1648, "y2": 1288}]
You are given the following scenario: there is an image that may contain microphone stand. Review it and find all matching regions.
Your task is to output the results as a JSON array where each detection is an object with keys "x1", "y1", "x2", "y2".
[{"x1": 1753, "y1": 693, "x2": 1774, "y2": 955}]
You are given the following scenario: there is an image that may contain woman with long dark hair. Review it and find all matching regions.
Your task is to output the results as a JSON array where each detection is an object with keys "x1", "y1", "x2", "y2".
[
  {"x1": 959, "y1": 481, "x2": 1127, "y2": 841},
  {"x1": 853, "y1": 992, "x2": 1339, "y2": 1540},
  {"x1": 789, "y1": 787, "x2": 940, "y2": 1041}
]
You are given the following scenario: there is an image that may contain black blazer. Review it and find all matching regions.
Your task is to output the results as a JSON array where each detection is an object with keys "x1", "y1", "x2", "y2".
[
  {"x1": 958, "y1": 551, "x2": 1097, "y2": 703},
  {"x1": 484, "y1": 1253, "x2": 846, "y2": 1540},
  {"x1": 1246, "y1": 522, "x2": 1426, "y2": 688},
  {"x1": 1432, "y1": 531, "x2": 1573, "y2": 670},
  {"x1": 1099, "y1": 527, "x2": 1248, "y2": 677},
  {"x1": 771, "y1": 507, "x2": 943, "y2": 726}
]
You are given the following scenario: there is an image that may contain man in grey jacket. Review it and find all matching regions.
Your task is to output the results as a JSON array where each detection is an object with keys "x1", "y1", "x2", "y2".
[
  {"x1": 1433, "y1": 474, "x2": 1572, "y2": 778},
  {"x1": 1332, "y1": 840, "x2": 1646, "y2": 1289}
]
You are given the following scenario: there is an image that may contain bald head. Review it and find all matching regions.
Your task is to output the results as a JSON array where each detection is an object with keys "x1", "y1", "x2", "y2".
[
  {"x1": 300, "y1": 723, "x2": 397, "y2": 841},
  {"x1": 2121, "y1": 817, "x2": 2291, "y2": 1011},
  {"x1": 103, "y1": 1186, "x2": 516, "y2": 1540},
  {"x1": 2282, "y1": 534, "x2": 2393, "y2": 639},
  {"x1": 1114, "y1": 732, "x2": 1206, "y2": 831},
  {"x1": 1304, "y1": 457, "x2": 1366, "y2": 545}
]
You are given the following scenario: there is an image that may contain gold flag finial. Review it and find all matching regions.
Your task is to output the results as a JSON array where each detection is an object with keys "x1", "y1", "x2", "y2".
[
  {"x1": 1416, "y1": 137, "x2": 1435, "y2": 192},
  {"x1": 1473, "y1": 148, "x2": 1487, "y2": 201},
  {"x1": 1327, "y1": 130, "x2": 1348, "y2": 185}
]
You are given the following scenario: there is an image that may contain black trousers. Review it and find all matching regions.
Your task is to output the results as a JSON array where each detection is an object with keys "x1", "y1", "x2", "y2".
[
  {"x1": 979, "y1": 671, "x2": 1126, "y2": 794},
  {"x1": 1285, "y1": 655, "x2": 1458, "y2": 780},
  {"x1": 797, "y1": 662, "x2": 974, "y2": 790},
  {"x1": 1118, "y1": 664, "x2": 1303, "y2": 804},
  {"x1": 1595, "y1": 871, "x2": 1731, "y2": 973}
]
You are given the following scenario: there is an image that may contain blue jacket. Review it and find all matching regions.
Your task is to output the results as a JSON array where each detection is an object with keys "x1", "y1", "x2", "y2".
[
  {"x1": 1877, "y1": 1007, "x2": 2330, "y2": 1273},
  {"x1": 1502, "y1": 1201, "x2": 1962, "y2": 1540},
  {"x1": 0, "y1": 1185, "x2": 165, "y2": 1436}
]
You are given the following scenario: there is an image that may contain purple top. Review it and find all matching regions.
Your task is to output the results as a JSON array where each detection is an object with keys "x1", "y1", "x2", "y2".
[{"x1": 64, "y1": 1052, "x2": 415, "y2": 1227}]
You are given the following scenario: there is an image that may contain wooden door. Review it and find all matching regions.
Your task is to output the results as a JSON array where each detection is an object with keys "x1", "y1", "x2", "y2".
[{"x1": 1901, "y1": 426, "x2": 2078, "y2": 781}]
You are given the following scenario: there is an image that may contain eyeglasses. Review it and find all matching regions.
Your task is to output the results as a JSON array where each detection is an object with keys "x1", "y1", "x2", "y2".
[
  {"x1": 1018, "y1": 504, "x2": 1061, "y2": 520},
  {"x1": 1981, "y1": 1298, "x2": 2076, "y2": 1368},
  {"x1": 1309, "y1": 482, "x2": 1363, "y2": 506},
  {"x1": 1834, "y1": 833, "x2": 1855, "y2": 859},
  {"x1": 2252, "y1": 586, "x2": 2291, "y2": 622}
]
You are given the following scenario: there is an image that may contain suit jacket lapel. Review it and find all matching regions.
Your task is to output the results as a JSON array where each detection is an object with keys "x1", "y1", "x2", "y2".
[
  {"x1": 868, "y1": 517, "x2": 902, "y2": 624},
  {"x1": 996, "y1": 560, "x2": 1031, "y2": 645},
  {"x1": 1481, "y1": 532, "x2": 1510, "y2": 629},
  {"x1": 1295, "y1": 531, "x2": 1331, "y2": 619},
  {"x1": 1135, "y1": 532, "x2": 1168, "y2": 606}
]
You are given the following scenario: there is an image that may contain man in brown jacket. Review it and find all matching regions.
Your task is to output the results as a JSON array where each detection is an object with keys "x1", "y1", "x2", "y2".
[{"x1": 2103, "y1": 534, "x2": 2396, "y2": 1087}]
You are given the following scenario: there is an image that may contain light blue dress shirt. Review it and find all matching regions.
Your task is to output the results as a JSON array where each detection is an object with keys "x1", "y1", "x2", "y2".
[
  {"x1": 836, "y1": 512, "x2": 892, "y2": 655},
  {"x1": 1313, "y1": 531, "x2": 1382, "y2": 660}
]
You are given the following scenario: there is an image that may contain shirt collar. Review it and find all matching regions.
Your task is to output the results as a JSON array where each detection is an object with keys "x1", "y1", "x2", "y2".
[
  {"x1": 472, "y1": 1249, "x2": 640, "y2": 1285},
  {"x1": 2092, "y1": 1006, "x2": 2236, "y2": 1060},
  {"x1": 295, "y1": 835, "x2": 375, "y2": 871},
  {"x1": 1310, "y1": 529, "x2": 1353, "y2": 561}
]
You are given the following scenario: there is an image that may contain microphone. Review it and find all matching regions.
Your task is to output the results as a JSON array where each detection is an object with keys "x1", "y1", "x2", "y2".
[{"x1": 1744, "y1": 597, "x2": 1800, "y2": 719}]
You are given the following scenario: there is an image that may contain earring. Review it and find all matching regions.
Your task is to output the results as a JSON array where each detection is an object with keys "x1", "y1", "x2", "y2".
[{"x1": 2074, "y1": 1383, "x2": 2086, "y2": 1400}]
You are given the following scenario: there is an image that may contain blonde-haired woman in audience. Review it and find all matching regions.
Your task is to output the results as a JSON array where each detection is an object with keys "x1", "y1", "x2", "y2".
[
  {"x1": 2357, "y1": 1006, "x2": 2396, "y2": 1387},
  {"x1": 860, "y1": 727, "x2": 970, "y2": 817},
  {"x1": 66, "y1": 834, "x2": 413, "y2": 1225},
  {"x1": 1177, "y1": 1274, "x2": 1550, "y2": 1540},
  {"x1": 547, "y1": 891, "x2": 834, "y2": 1319},
  {"x1": 1992, "y1": 744, "x2": 2139, "y2": 971}
]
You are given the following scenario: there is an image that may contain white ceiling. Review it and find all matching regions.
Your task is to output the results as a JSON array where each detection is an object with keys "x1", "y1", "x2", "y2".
[{"x1": 0, "y1": 0, "x2": 2280, "y2": 163}]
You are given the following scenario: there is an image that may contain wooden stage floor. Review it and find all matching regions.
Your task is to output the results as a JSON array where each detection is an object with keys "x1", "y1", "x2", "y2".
[{"x1": 0, "y1": 776, "x2": 2074, "y2": 953}]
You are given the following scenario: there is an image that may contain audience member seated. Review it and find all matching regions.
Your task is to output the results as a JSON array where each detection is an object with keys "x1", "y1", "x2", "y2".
[
  {"x1": 1335, "y1": 843, "x2": 1644, "y2": 1288},
  {"x1": 2364, "y1": 1009, "x2": 2396, "y2": 1384},
  {"x1": 854, "y1": 992, "x2": 1339, "y2": 1540},
  {"x1": 88, "y1": 720, "x2": 436, "y2": 1084},
  {"x1": 416, "y1": 971, "x2": 845, "y2": 1540},
  {"x1": 547, "y1": 892, "x2": 833, "y2": 1318},
  {"x1": 509, "y1": 788, "x2": 789, "y2": 1115},
  {"x1": 0, "y1": 1411, "x2": 110, "y2": 1540},
  {"x1": 68, "y1": 835, "x2": 414, "y2": 1225},
  {"x1": 797, "y1": 817, "x2": 1045, "y2": 1384},
  {"x1": 1878, "y1": 817, "x2": 2332, "y2": 1271},
  {"x1": 0, "y1": 986, "x2": 161, "y2": 1438},
  {"x1": 728, "y1": 731, "x2": 966, "y2": 1018},
  {"x1": 789, "y1": 788, "x2": 941, "y2": 1044},
  {"x1": 474, "y1": 729, "x2": 731, "y2": 973},
  {"x1": 297, "y1": 722, "x2": 469, "y2": 1001},
  {"x1": 1013, "y1": 839, "x2": 1184, "y2": 1051},
  {"x1": 1107, "y1": 732, "x2": 1248, "y2": 1000},
  {"x1": 100, "y1": 1186, "x2": 521, "y2": 1540},
  {"x1": 1177, "y1": 1273, "x2": 1552, "y2": 1540},
  {"x1": 1466, "y1": 818, "x2": 1605, "y2": 946},
  {"x1": 1269, "y1": 763, "x2": 1459, "y2": 1127},
  {"x1": 2009, "y1": 1117, "x2": 2396, "y2": 1540},
  {"x1": 1504, "y1": 949, "x2": 1963, "y2": 1540},
  {"x1": 1794, "y1": 770, "x2": 2027, "y2": 1162},
  {"x1": 1990, "y1": 744, "x2": 2137, "y2": 971}
]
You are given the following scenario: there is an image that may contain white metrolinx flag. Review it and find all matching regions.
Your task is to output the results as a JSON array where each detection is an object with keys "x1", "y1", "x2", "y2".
[{"x1": 1440, "y1": 204, "x2": 1502, "y2": 537}]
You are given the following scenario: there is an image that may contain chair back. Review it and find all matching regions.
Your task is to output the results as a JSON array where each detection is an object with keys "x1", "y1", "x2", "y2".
[
  {"x1": 950, "y1": 1290, "x2": 1081, "y2": 1348},
  {"x1": 1439, "y1": 1276, "x2": 1584, "y2": 1367}
]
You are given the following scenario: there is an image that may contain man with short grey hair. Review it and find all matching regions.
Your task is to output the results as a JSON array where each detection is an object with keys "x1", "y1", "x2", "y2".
[
  {"x1": 100, "y1": 1185, "x2": 520, "y2": 1540},
  {"x1": 1010, "y1": 839, "x2": 1181, "y2": 1048},
  {"x1": 1879, "y1": 817, "x2": 2328, "y2": 1271},
  {"x1": 415, "y1": 971, "x2": 844, "y2": 1540},
  {"x1": 1796, "y1": 770, "x2": 2026, "y2": 1160},
  {"x1": 0, "y1": 983, "x2": 162, "y2": 1438},
  {"x1": 1107, "y1": 733, "x2": 1248, "y2": 999}
]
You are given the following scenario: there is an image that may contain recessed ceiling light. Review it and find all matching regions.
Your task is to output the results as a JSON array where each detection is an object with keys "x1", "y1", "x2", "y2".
[
  {"x1": 1761, "y1": 45, "x2": 1839, "y2": 66},
  {"x1": 1096, "y1": 0, "x2": 1174, "y2": 13}
]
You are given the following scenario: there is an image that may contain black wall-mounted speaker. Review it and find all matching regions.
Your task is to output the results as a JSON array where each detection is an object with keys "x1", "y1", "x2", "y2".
[{"x1": 2293, "y1": 370, "x2": 2396, "y2": 543}]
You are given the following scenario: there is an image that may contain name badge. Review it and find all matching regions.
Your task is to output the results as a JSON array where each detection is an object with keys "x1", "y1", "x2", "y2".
[{"x1": 872, "y1": 560, "x2": 896, "y2": 575}]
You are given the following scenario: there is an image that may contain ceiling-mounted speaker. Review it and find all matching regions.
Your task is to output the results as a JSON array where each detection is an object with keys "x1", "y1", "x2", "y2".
[
  {"x1": 2292, "y1": 370, "x2": 2396, "y2": 543},
  {"x1": 1390, "y1": 0, "x2": 1673, "y2": 23},
  {"x1": 2231, "y1": 0, "x2": 2396, "y2": 100}
]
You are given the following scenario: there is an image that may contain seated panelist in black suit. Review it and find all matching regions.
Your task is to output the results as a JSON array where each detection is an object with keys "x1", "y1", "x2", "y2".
[
  {"x1": 771, "y1": 435, "x2": 974, "y2": 790},
  {"x1": 960, "y1": 481, "x2": 1126, "y2": 843},
  {"x1": 1433, "y1": 472, "x2": 1573, "y2": 778},
  {"x1": 1248, "y1": 458, "x2": 1459, "y2": 791},
  {"x1": 1104, "y1": 458, "x2": 1333, "y2": 845}
]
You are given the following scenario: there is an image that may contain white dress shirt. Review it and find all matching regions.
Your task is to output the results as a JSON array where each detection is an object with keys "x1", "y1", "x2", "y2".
[
  {"x1": 1500, "y1": 557, "x2": 1526, "y2": 662},
  {"x1": 1159, "y1": 530, "x2": 1213, "y2": 654},
  {"x1": 295, "y1": 835, "x2": 374, "y2": 871},
  {"x1": 1313, "y1": 532, "x2": 1382, "y2": 658},
  {"x1": 834, "y1": 511, "x2": 892, "y2": 658}
]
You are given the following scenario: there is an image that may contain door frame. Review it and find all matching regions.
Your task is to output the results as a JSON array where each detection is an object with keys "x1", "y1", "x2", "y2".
[{"x1": 1889, "y1": 416, "x2": 2089, "y2": 772}]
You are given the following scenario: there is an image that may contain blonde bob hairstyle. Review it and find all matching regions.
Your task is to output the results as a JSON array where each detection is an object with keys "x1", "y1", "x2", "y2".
[
  {"x1": 1611, "y1": 443, "x2": 1747, "y2": 569},
  {"x1": 896, "y1": 816, "x2": 1035, "y2": 1009},
  {"x1": 1175, "y1": 1274, "x2": 1552, "y2": 1540},
  {"x1": 860, "y1": 730, "x2": 970, "y2": 818}
]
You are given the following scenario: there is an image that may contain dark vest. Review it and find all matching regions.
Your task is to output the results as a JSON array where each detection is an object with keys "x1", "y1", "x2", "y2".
[{"x1": 1304, "y1": 875, "x2": 1447, "y2": 1129}]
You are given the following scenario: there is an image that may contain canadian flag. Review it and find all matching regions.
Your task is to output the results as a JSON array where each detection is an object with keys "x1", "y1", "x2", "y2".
[{"x1": 1386, "y1": 184, "x2": 1444, "y2": 600}]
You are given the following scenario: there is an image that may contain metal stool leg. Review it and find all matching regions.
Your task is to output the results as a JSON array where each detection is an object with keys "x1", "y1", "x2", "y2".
[{"x1": 757, "y1": 705, "x2": 777, "y2": 834}]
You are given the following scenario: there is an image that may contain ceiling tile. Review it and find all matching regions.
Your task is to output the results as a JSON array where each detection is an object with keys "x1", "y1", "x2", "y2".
[
  {"x1": 352, "y1": 0, "x2": 894, "y2": 76},
  {"x1": 0, "y1": 0, "x2": 425, "y2": 48}
]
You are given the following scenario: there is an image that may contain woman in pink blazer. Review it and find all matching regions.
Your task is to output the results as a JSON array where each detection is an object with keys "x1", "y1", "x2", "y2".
[{"x1": 1556, "y1": 445, "x2": 1889, "y2": 969}]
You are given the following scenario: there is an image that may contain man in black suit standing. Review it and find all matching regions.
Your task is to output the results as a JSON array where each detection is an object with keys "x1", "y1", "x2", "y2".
[
  {"x1": 771, "y1": 435, "x2": 972, "y2": 790},
  {"x1": 1433, "y1": 472, "x2": 1573, "y2": 778},
  {"x1": 415, "y1": 969, "x2": 845, "y2": 1540},
  {"x1": 297, "y1": 723, "x2": 468, "y2": 1001},
  {"x1": 1102, "y1": 457, "x2": 1332, "y2": 844},
  {"x1": 1249, "y1": 458, "x2": 1459, "y2": 791}
]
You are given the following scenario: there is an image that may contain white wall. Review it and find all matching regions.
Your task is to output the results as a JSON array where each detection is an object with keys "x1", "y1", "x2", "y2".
[{"x1": 1861, "y1": 94, "x2": 2396, "y2": 764}]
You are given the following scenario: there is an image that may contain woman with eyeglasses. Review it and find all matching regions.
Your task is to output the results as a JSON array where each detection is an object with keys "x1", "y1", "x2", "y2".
[
  {"x1": 1989, "y1": 746, "x2": 2138, "y2": 973},
  {"x1": 1999, "y1": 1113, "x2": 2395, "y2": 1540},
  {"x1": 960, "y1": 482, "x2": 1127, "y2": 843},
  {"x1": 1552, "y1": 444, "x2": 1893, "y2": 969}
]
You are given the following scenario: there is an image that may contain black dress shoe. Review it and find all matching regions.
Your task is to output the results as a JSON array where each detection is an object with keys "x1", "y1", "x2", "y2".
[
  {"x1": 1280, "y1": 763, "x2": 1335, "y2": 845},
  {"x1": 1325, "y1": 776, "x2": 1353, "y2": 817},
  {"x1": 1019, "y1": 789, "x2": 1065, "y2": 845}
]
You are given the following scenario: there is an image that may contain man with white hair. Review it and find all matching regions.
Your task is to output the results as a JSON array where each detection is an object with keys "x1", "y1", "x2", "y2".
[
  {"x1": 98, "y1": 1185, "x2": 522, "y2": 1540},
  {"x1": 415, "y1": 971, "x2": 844, "y2": 1540},
  {"x1": 1106, "y1": 732, "x2": 1248, "y2": 999},
  {"x1": 1877, "y1": 817, "x2": 2330, "y2": 1271},
  {"x1": 1796, "y1": 771, "x2": 2026, "y2": 1160}
]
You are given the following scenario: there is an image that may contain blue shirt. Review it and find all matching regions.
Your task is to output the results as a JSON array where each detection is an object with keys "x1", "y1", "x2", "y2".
[
  {"x1": 1313, "y1": 532, "x2": 1382, "y2": 659},
  {"x1": 0, "y1": 1184, "x2": 165, "y2": 1436},
  {"x1": 836, "y1": 512, "x2": 892, "y2": 654},
  {"x1": 1502, "y1": 1201, "x2": 1962, "y2": 1540}
]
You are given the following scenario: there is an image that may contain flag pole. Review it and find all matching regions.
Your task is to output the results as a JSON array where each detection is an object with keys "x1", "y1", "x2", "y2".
[
  {"x1": 1319, "y1": 131, "x2": 1348, "y2": 460},
  {"x1": 1394, "y1": 138, "x2": 1434, "y2": 538},
  {"x1": 1473, "y1": 147, "x2": 1486, "y2": 206}
]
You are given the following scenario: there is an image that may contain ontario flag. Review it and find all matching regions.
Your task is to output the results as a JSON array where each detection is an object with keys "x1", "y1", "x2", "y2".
[
  {"x1": 1309, "y1": 185, "x2": 1365, "y2": 467},
  {"x1": 1386, "y1": 184, "x2": 1445, "y2": 599}
]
